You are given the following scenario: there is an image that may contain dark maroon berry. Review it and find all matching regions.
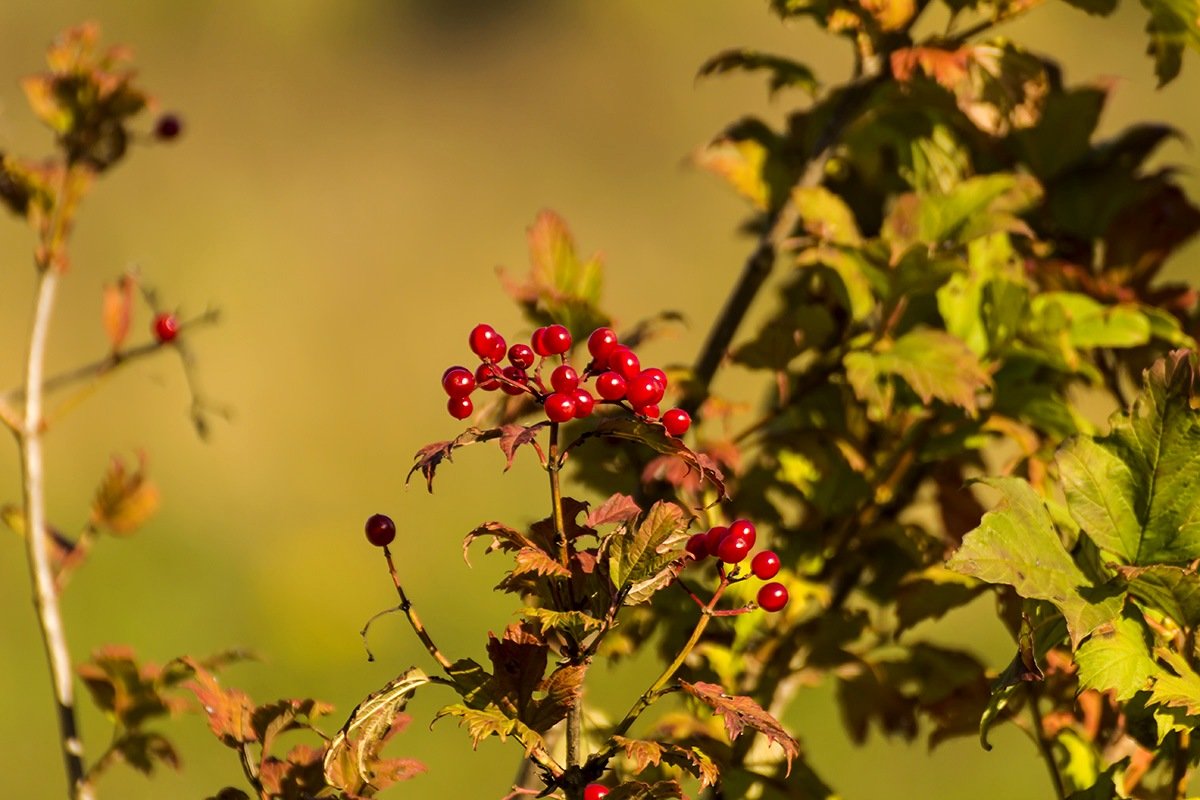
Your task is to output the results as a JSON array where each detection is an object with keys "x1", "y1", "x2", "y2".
[
  {"x1": 469, "y1": 324, "x2": 500, "y2": 359},
  {"x1": 501, "y1": 366, "x2": 529, "y2": 396},
  {"x1": 626, "y1": 372, "x2": 663, "y2": 408},
  {"x1": 544, "y1": 392, "x2": 576, "y2": 423},
  {"x1": 544, "y1": 324, "x2": 572, "y2": 355},
  {"x1": 703, "y1": 525, "x2": 729, "y2": 553},
  {"x1": 551, "y1": 365, "x2": 580, "y2": 393},
  {"x1": 153, "y1": 313, "x2": 180, "y2": 343},
  {"x1": 757, "y1": 582, "x2": 789, "y2": 612},
  {"x1": 751, "y1": 550, "x2": 781, "y2": 580},
  {"x1": 447, "y1": 396, "x2": 473, "y2": 419},
  {"x1": 685, "y1": 533, "x2": 709, "y2": 560},
  {"x1": 584, "y1": 785, "x2": 609, "y2": 800},
  {"x1": 508, "y1": 343, "x2": 535, "y2": 369},
  {"x1": 441, "y1": 366, "x2": 475, "y2": 397},
  {"x1": 717, "y1": 534, "x2": 752, "y2": 564},
  {"x1": 154, "y1": 113, "x2": 183, "y2": 141},
  {"x1": 595, "y1": 371, "x2": 627, "y2": 401},
  {"x1": 365, "y1": 513, "x2": 396, "y2": 547},
  {"x1": 573, "y1": 388, "x2": 595, "y2": 418},
  {"x1": 729, "y1": 519, "x2": 757, "y2": 550},
  {"x1": 587, "y1": 327, "x2": 619, "y2": 362},
  {"x1": 475, "y1": 363, "x2": 501, "y2": 391},
  {"x1": 531, "y1": 327, "x2": 551, "y2": 357},
  {"x1": 608, "y1": 346, "x2": 640, "y2": 380},
  {"x1": 662, "y1": 408, "x2": 691, "y2": 437}
]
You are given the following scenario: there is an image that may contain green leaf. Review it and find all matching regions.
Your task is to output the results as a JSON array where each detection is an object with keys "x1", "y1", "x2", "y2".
[
  {"x1": 845, "y1": 328, "x2": 991, "y2": 418},
  {"x1": 1117, "y1": 565, "x2": 1200, "y2": 628},
  {"x1": 1057, "y1": 351, "x2": 1200, "y2": 564},
  {"x1": 792, "y1": 186, "x2": 861, "y2": 246},
  {"x1": 693, "y1": 118, "x2": 794, "y2": 211},
  {"x1": 1149, "y1": 648, "x2": 1200, "y2": 717},
  {"x1": 323, "y1": 667, "x2": 429, "y2": 796},
  {"x1": 1065, "y1": 762, "x2": 1123, "y2": 800},
  {"x1": 894, "y1": 566, "x2": 984, "y2": 633},
  {"x1": 1141, "y1": 0, "x2": 1200, "y2": 85},
  {"x1": 884, "y1": 173, "x2": 1042, "y2": 252},
  {"x1": 696, "y1": 49, "x2": 818, "y2": 96},
  {"x1": 946, "y1": 477, "x2": 1122, "y2": 645},
  {"x1": 608, "y1": 501, "x2": 689, "y2": 594},
  {"x1": 1074, "y1": 613, "x2": 1159, "y2": 701}
]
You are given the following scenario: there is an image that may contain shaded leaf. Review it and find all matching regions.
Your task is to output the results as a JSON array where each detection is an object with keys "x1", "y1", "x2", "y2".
[
  {"x1": 895, "y1": 566, "x2": 984, "y2": 633},
  {"x1": 77, "y1": 646, "x2": 183, "y2": 730},
  {"x1": 608, "y1": 501, "x2": 689, "y2": 592},
  {"x1": 498, "y1": 423, "x2": 547, "y2": 470},
  {"x1": 586, "y1": 493, "x2": 642, "y2": 528},
  {"x1": 697, "y1": 49, "x2": 818, "y2": 96},
  {"x1": 1141, "y1": 0, "x2": 1200, "y2": 85},
  {"x1": 570, "y1": 417, "x2": 726, "y2": 500},
  {"x1": 946, "y1": 477, "x2": 1122, "y2": 646},
  {"x1": 607, "y1": 780, "x2": 685, "y2": 800},
  {"x1": 679, "y1": 680, "x2": 801, "y2": 773},
  {"x1": 1118, "y1": 564, "x2": 1200, "y2": 628},
  {"x1": 112, "y1": 731, "x2": 180, "y2": 775},
  {"x1": 408, "y1": 427, "x2": 503, "y2": 492},
  {"x1": 323, "y1": 668, "x2": 429, "y2": 796},
  {"x1": 1058, "y1": 351, "x2": 1200, "y2": 564}
]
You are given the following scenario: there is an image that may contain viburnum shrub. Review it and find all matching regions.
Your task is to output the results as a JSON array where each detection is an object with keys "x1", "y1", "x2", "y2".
[{"x1": 12, "y1": 3, "x2": 1200, "y2": 800}]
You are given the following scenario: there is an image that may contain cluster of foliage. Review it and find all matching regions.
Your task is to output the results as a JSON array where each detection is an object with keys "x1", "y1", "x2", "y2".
[{"x1": 10, "y1": 2, "x2": 1200, "y2": 799}]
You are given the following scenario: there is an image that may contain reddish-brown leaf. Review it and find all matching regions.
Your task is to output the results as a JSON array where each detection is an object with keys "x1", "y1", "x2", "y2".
[
  {"x1": 91, "y1": 452, "x2": 159, "y2": 536},
  {"x1": 586, "y1": 493, "x2": 642, "y2": 528},
  {"x1": 462, "y1": 521, "x2": 531, "y2": 566},
  {"x1": 407, "y1": 427, "x2": 503, "y2": 492},
  {"x1": 512, "y1": 547, "x2": 572, "y2": 579},
  {"x1": 498, "y1": 422, "x2": 547, "y2": 470},
  {"x1": 179, "y1": 658, "x2": 256, "y2": 747},
  {"x1": 679, "y1": 680, "x2": 801, "y2": 774},
  {"x1": 101, "y1": 273, "x2": 135, "y2": 351}
]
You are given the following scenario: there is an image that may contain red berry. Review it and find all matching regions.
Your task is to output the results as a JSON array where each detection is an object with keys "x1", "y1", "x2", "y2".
[
  {"x1": 447, "y1": 396, "x2": 473, "y2": 419},
  {"x1": 644, "y1": 367, "x2": 668, "y2": 390},
  {"x1": 703, "y1": 525, "x2": 729, "y2": 553},
  {"x1": 544, "y1": 324, "x2": 572, "y2": 355},
  {"x1": 475, "y1": 363, "x2": 501, "y2": 391},
  {"x1": 469, "y1": 324, "x2": 501, "y2": 359},
  {"x1": 717, "y1": 534, "x2": 752, "y2": 564},
  {"x1": 638, "y1": 403, "x2": 661, "y2": 420},
  {"x1": 729, "y1": 519, "x2": 757, "y2": 549},
  {"x1": 551, "y1": 365, "x2": 580, "y2": 393},
  {"x1": 154, "y1": 113, "x2": 183, "y2": 141},
  {"x1": 662, "y1": 408, "x2": 691, "y2": 437},
  {"x1": 501, "y1": 366, "x2": 529, "y2": 396},
  {"x1": 365, "y1": 513, "x2": 396, "y2": 547},
  {"x1": 441, "y1": 366, "x2": 475, "y2": 398},
  {"x1": 608, "y1": 346, "x2": 640, "y2": 380},
  {"x1": 588, "y1": 327, "x2": 619, "y2": 362},
  {"x1": 573, "y1": 388, "x2": 595, "y2": 418},
  {"x1": 531, "y1": 327, "x2": 551, "y2": 357},
  {"x1": 757, "y1": 582, "x2": 789, "y2": 612},
  {"x1": 508, "y1": 344, "x2": 535, "y2": 369},
  {"x1": 751, "y1": 550, "x2": 781, "y2": 580},
  {"x1": 584, "y1": 785, "x2": 609, "y2": 800},
  {"x1": 685, "y1": 533, "x2": 709, "y2": 560},
  {"x1": 544, "y1": 392, "x2": 576, "y2": 423},
  {"x1": 487, "y1": 334, "x2": 507, "y2": 362},
  {"x1": 626, "y1": 372, "x2": 663, "y2": 408},
  {"x1": 595, "y1": 371, "x2": 627, "y2": 401},
  {"x1": 153, "y1": 313, "x2": 180, "y2": 343}
]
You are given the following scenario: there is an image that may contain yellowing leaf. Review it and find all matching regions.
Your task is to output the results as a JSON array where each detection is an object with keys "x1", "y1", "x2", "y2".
[{"x1": 91, "y1": 454, "x2": 159, "y2": 536}]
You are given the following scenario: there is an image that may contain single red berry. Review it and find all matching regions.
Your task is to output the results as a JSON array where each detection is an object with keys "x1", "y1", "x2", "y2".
[
  {"x1": 588, "y1": 327, "x2": 619, "y2": 362},
  {"x1": 544, "y1": 324, "x2": 572, "y2": 355},
  {"x1": 608, "y1": 346, "x2": 640, "y2": 380},
  {"x1": 487, "y1": 333, "x2": 507, "y2": 362},
  {"x1": 685, "y1": 533, "x2": 709, "y2": 560},
  {"x1": 751, "y1": 550, "x2": 781, "y2": 580},
  {"x1": 441, "y1": 366, "x2": 475, "y2": 398},
  {"x1": 475, "y1": 363, "x2": 501, "y2": 391},
  {"x1": 583, "y1": 785, "x2": 609, "y2": 800},
  {"x1": 501, "y1": 366, "x2": 529, "y2": 396},
  {"x1": 662, "y1": 408, "x2": 691, "y2": 437},
  {"x1": 626, "y1": 372, "x2": 662, "y2": 408},
  {"x1": 703, "y1": 525, "x2": 729, "y2": 553},
  {"x1": 447, "y1": 396, "x2": 473, "y2": 419},
  {"x1": 644, "y1": 367, "x2": 667, "y2": 390},
  {"x1": 544, "y1": 392, "x2": 577, "y2": 423},
  {"x1": 638, "y1": 403, "x2": 661, "y2": 420},
  {"x1": 717, "y1": 534, "x2": 752, "y2": 564},
  {"x1": 153, "y1": 312, "x2": 180, "y2": 343},
  {"x1": 551, "y1": 365, "x2": 580, "y2": 393},
  {"x1": 154, "y1": 113, "x2": 183, "y2": 141},
  {"x1": 757, "y1": 582, "x2": 789, "y2": 612},
  {"x1": 595, "y1": 371, "x2": 627, "y2": 401},
  {"x1": 531, "y1": 327, "x2": 551, "y2": 357},
  {"x1": 508, "y1": 344, "x2": 535, "y2": 369},
  {"x1": 365, "y1": 513, "x2": 396, "y2": 547},
  {"x1": 468, "y1": 324, "x2": 499, "y2": 359},
  {"x1": 729, "y1": 519, "x2": 757, "y2": 549},
  {"x1": 573, "y1": 388, "x2": 595, "y2": 418}
]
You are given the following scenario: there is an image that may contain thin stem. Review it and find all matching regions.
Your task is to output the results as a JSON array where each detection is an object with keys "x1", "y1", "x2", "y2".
[
  {"x1": 21, "y1": 266, "x2": 92, "y2": 800},
  {"x1": 1025, "y1": 684, "x2": 1065, "y2": 800},
  {"x1": 381, "y1": 546, "x2": 453, "y2": 671},
  {"x1": 1174, "y1": 730, "x2": 1193, "y2": 800}
]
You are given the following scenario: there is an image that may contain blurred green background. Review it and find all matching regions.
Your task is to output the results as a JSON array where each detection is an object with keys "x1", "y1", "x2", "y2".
[{"x1": 0, "y1": 2, "x2": 1195, "y2": 797}]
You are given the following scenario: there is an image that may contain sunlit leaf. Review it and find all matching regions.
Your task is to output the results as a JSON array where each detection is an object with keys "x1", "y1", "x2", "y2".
[
  {"x1": 844, "y1": 328, "x2": 991, "y2": 418},
  {"x1": 91, "y1": 453, "x2": 159, "y2": 536},
  {"x1": 679, "y1": 680, "x2": 801, "y2": 774},
  {"x1": 1075, "y1": 612, "x2": 1160, "y2": 701}
]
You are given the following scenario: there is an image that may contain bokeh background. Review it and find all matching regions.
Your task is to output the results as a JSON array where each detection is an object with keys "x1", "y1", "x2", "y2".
[{"x1": 0, "y1": 2, "x2": 1195, "y2": 798}]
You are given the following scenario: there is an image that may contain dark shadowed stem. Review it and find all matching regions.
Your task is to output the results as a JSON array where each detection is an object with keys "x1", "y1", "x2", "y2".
[
  {"x1": 1025, "y1": 684, "x2": 1065, "y2": 800},
  {"x1": 21, "y1": 265, "x2": 93, "y2": 800}
]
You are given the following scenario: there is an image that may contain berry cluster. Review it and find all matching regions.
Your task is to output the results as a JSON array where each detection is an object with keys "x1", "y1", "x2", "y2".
[
  {"x1": 439, "y1": 323, "x2": 693, "y2": 435},
  {"x1": 684, "y1": 519, "x2": 788, "y2": 612}
]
